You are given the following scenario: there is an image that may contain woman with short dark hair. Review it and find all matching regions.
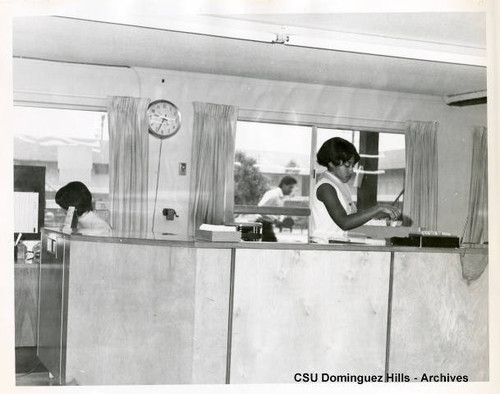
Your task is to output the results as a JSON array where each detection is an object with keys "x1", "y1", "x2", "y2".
[
  {"x1": 310, "y1": 137, "x2": 400, "y2": 243},
  {"x1": 55, "y1": 181, "x2": 111, "y2": 235}
]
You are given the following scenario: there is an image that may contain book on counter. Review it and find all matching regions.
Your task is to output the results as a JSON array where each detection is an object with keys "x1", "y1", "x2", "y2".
[
  {"x1": 195, "y1": 224, "x2": 241, "y2": 242},
  {"x1": 328, "y1": 232, "x2": 387, "y2": 246}
]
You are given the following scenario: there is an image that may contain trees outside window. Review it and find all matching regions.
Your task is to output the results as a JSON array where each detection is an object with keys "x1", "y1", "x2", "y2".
[{"x1": 234, "y1": 150, "x2": 269, "y2": 205}]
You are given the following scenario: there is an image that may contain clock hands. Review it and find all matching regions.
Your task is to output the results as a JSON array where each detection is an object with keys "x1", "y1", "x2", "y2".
[
  {"x1": 149, "y1": 115, "x2": 177, "y2": 122},
  {"x1": 156, "y1": 118, "x2": 166, "y2": 134}
]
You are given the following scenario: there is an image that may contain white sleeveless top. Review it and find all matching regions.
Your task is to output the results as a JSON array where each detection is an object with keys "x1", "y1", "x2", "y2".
[{"x1": 310, "y1": 171, "x2": 357, "y2": 243}]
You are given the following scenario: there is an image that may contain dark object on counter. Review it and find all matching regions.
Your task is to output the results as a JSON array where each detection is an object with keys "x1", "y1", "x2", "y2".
[
  {"x1": 236, "y1": 222, "x2": 262, "y2": 242},
  {"x1": 391, "y1": 233, "x2": 460, "y2": 248},
  {"x1": 390, "y1": 236, "x2": 420, "y2": 247}
]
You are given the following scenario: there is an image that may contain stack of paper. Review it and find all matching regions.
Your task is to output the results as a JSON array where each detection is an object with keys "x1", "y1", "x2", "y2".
[
  {"x1": 199, "y1": 224, "x2": 238, "y2": 232},
  {"x1": 196, "y1": 224, "x2": 241, "y2": 242}
]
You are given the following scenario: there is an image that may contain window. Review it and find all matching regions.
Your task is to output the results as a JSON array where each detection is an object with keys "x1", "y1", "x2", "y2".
[
  {"x1": 234, "y1": 120, "x2": 405, "y2": 242},
  {"x1": 234, "y1": 121, "x2": 312, "y2": 243},
  {"x1": 13, "y1": 106, "x2": 110, "y2": 228}
]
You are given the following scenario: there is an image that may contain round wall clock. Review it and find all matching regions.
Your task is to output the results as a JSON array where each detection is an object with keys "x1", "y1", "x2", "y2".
[{"x1": 147, "y1": 99, "x2": 182, "y2": 139}]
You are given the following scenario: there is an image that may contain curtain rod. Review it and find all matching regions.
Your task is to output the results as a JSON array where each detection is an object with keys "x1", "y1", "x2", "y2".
[
  {"x1": 239, "y1": 107, "x2": 406, "y2": 125},
  {"x1": 238, "y1": 107, "x2": 406, "y2": 132}
]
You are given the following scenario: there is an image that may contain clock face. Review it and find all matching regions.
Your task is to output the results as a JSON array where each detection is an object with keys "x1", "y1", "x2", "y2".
[{"x1": 147, "y1": 100, "x2": 181, "y2": 139}]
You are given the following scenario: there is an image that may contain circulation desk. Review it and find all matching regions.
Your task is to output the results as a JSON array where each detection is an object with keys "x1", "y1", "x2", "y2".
[{"x1": 37, "y1": 228, "x2": 488, "y2": 385}]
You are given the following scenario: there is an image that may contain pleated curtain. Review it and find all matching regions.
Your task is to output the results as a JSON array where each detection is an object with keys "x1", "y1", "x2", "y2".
[
  {"x1": 403, "y1": 120, "x2": 439, "y2": 230},
  {"x1": 190, "y1": 102, "x2": 238, "y2": 233},
  {"x1": 464, "y1": 126, "x2": 488, "y2": 243},
  {"x1": 107, "y1": 96, "x2": 150, "y2": 232}
]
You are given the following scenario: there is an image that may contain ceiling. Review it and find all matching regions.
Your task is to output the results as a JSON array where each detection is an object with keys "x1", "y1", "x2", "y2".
[
  {"x1": 12, "y1": 13, "x2": 487, "y2": 97},
  {"x1": 216, "y1": 13, "x2": 486, "y2": 48}
]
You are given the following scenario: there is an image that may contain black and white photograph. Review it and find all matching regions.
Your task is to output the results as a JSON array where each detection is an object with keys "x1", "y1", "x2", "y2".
[{"x1": 1, "y1": 0, "x2": 498, "y2": 393}]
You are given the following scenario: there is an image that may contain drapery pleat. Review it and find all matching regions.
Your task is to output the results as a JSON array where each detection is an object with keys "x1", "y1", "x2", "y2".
[
  {"x1": 190, "y1": 102, "x2": 238, "y2": 233},
  {"x1": 403, "y1": 120, "x2": 439, "y2": 230},
  {"x1": 464, "y1": 126, "x2": 488, "y2": 243},
  {"x1": 107, "y1": 96, "x2": 150, "y2": 232}
]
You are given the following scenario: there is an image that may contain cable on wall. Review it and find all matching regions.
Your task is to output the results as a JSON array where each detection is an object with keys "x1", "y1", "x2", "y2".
[
  {"x1": 151, "y1": 139, "x2": 164, "y2": 232},
  {"x1": 129, "y1": 66, "x2": 143, "y2": 98}
]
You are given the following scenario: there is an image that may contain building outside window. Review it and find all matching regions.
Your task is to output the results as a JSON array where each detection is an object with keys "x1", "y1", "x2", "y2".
[
  {"x1": 234, "y1": 120, "x2": 405, "y2": 243},
  {"x1": 13, "y1": 106, "x2": 110, "y2": 228}
]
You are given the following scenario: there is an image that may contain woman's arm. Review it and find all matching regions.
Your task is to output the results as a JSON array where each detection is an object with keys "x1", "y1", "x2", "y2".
[{"x1": 317, "y1": 183, "x2": 400, "y2": 231}]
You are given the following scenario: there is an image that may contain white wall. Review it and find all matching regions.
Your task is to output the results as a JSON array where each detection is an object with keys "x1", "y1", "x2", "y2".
[{"x1": 14, "y1": 58, "x2": 487, "y2": 236}]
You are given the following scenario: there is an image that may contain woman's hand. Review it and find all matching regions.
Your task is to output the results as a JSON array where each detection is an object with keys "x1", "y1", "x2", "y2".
[{"x1": 377, "y1": 205, "x2": 401, "y2": 220}]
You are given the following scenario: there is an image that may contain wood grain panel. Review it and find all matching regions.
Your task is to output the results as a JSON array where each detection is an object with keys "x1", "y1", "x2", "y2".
[
  {"x1": 14, "y1": 265, "x2": 39, "y2": 347},
  {"x1": 191, "y1": 248, "x2": 231, "y2": 383},
  {"x1": 231, "y1": 249, "x2": 391, "y2": 383},
  {"x1": 64, "y1": 241, "x2": 197, "y2": 385},
  {"x1": 389, "y1": 252, "x2": 488, "y2": 381},
  {"x1": 37, "y1": 233, "x2": 70, "y2": 385}
]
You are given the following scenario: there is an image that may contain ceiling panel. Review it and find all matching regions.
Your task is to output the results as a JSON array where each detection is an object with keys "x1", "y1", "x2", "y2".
[
  {"x1": 12, "y1": 14, "x2": 487, "y2": 97},
  {"x1": 214, "y1": 13, "x2": 487, "y2": 48}
]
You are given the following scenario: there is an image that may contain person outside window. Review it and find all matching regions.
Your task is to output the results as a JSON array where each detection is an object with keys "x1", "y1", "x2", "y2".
[{"x1": 257, "y1": 175, "x2": 297, "y2": 242}]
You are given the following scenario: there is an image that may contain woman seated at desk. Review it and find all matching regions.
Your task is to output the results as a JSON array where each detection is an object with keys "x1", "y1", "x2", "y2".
[
  {"x1": 55, "y1": 181, "x2": 112, "y2": 236},
  {"x1": 310, "y1": 137, "x2": 400, "y2": 244}
]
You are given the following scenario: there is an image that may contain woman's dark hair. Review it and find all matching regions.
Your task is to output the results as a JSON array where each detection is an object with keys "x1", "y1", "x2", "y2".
[
  {"x1": 316, "y1": 137, "x2": 361, "y2": 168},
  {"x1": 55, "y1": 181, "x2": 93, "y2": 216}
]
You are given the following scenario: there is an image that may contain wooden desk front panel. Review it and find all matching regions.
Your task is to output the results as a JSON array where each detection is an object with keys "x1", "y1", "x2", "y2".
[
  {"x1": 191, "y1": 248, "x2": 231, "y2": 384},
  {"x1": 389, "y1": 252, "x2": 489, "y2": 381},
  {"x1": 63, "y1": 241, "x2": 231, "y2": 385},
  {"x1": 230, "y1": 249, "x2": 391, "y2": 383},
  {"x1": 15, "y1": 264, "x2": 40, "y2": 347},
  {"x1": 37, "y1": 233, "x2": 70, "y2": 385}
]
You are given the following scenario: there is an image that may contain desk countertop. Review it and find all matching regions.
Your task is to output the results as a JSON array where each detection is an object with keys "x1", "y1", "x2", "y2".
[{"x1": 42, "y1": 228, "x2": 488, "y2": 255}]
